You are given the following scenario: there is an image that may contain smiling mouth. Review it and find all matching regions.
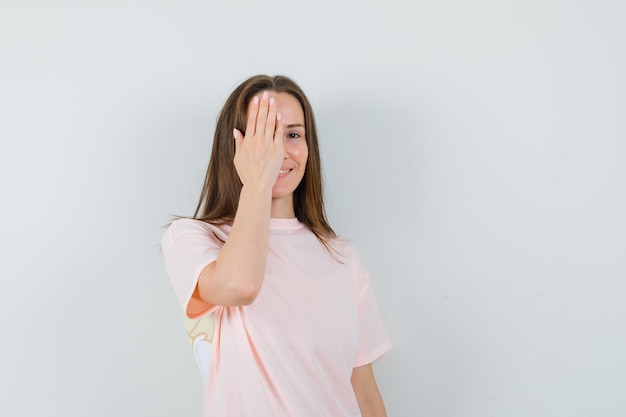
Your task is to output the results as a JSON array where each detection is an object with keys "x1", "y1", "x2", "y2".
[{"x1": 279, "y1": 169, "x2": 292, "y2": 175}]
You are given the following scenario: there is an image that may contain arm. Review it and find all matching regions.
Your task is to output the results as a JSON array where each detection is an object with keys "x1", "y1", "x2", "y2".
[
  {"x1": 351, "y1": 364, "x2": 388, "y2": 417},
  {"x1": 196, "y1": 91, "x2": 284, "y2": 306}
]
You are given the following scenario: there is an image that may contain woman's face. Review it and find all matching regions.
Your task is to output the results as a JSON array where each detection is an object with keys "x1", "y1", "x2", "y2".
[{"x1": 268, "y1": 92, "x2": 308, "y2": 203}]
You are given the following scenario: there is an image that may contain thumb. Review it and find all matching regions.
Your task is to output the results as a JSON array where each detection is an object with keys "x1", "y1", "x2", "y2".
[{"x1": 233, "y1": 128, "x2": 244, "y2": 153}]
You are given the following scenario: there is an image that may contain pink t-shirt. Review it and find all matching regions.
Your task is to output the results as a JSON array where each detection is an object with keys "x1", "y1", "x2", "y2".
[{"x1": 162, "y1": 218, "x2": 391, "y2": 417}]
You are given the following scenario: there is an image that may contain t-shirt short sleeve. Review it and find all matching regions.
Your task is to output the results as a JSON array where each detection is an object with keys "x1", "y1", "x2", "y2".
[
  {"x1": 352, "y1": 251, "x2": 392, "y2": 367},
  {"x1": 161, "y1": 219, "x2": 223, "y2": 318}
]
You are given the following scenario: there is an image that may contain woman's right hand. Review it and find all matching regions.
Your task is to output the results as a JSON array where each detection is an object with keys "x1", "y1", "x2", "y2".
[{"x1": 233, "y1": 91, "x2": 284, "y2": 190}]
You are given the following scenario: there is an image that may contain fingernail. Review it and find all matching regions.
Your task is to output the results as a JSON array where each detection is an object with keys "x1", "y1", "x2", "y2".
[
  {"x1": 269, "y1": 97, "x2": 275, "y2": 107},
  {"x1": 262, "y1": 91, "x2": 269, "y2": 101},
  {"x1": 253, "y1": 96, "x2": 259, "y2": 105},
  {"x1": 277, "y1": 112, "x2": 282, "y2": 121}
]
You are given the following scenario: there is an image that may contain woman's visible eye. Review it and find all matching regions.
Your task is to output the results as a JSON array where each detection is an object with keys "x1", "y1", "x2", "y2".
[{"x1": 287, "y1": 132, "x2": 301, "y2": 139}]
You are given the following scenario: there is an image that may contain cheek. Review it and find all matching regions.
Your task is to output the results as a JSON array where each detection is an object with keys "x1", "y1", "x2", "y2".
[
  {"x1": 286, "y1": 142, "x2": 308, "y2": 165},
  {"x1": 298, "y1": 147, "x2": 309, "y2": 167}
]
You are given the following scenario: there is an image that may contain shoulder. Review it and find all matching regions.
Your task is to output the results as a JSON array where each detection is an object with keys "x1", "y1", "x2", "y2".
[
  {"x1": 164, "y1": 218, "x2": 211, "y2": 239},
  {"x1": 335, "y1": 240, "x2": 372, "y2": 281},
  {"x1": 162, "y1": 218, "x2": 229, "y2": 248},
  {"x1": 324, "y1": 237, "x2": 362, "y2": 268}
]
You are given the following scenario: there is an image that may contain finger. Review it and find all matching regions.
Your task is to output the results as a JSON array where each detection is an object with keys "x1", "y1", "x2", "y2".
[
  {"x1": 245, "y1": 95, "x2": 260, "y2": 137},
  {"x1": 265, "y1": 96, "x2": 277, "y2": 141},
  {"x1": 274, "y1": 113, "x2": 284, "y2": 148},
  {"x1": 233, "y1": 128, "x2": 243, "y2": 154},
  {"x1": 255, "y1": 91, "x2": 270, "y2": 139}
]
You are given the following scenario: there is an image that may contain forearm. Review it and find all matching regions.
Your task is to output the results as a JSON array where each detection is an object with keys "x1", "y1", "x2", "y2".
[
  {"x1": 351, "y1": 364, "x2": 388, "y2": 417},
  {"x1": 197, "y1": 182, "x2": 272, "y2": 305},
  {"x1": 355, "y1": 389, "x2": 387, "y2": 417}
]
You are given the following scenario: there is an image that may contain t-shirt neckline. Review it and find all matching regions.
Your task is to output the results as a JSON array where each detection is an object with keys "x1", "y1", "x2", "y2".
[{"x1": 269, "y1": 217, "x2": 304, "y2": 234}]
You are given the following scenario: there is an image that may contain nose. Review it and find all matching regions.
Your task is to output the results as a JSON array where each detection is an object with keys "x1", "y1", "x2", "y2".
[{"x1": 282, "y1": 140, "x2": 290, "y2": 158}]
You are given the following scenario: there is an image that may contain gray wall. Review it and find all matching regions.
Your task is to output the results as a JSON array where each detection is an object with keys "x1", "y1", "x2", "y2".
[{"x1": 1, "y1": 0, "x2": 625, "y2": 416}]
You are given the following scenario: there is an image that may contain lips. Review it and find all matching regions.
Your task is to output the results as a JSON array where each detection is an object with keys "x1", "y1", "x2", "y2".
[{"x1": 278, "y1": 168, "x2": 292, "y2": 175}]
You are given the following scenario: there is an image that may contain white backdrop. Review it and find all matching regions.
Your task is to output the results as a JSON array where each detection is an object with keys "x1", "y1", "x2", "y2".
[{"x1": 1, "y1": 1, "x2": 625, "y2": 416}]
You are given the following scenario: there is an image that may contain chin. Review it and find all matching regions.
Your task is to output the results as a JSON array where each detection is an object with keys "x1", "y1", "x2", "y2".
[
  {"x1": 271, "y1": 191, "x2": 294, "y2": 200},
  {"x1": 271, "y1": 184, "x2": 298, "y2": 198}
]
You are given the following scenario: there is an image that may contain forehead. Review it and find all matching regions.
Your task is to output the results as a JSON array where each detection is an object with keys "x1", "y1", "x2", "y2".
[{"x1": 275, "y1": 92, "x2": 304, "y2": 125}]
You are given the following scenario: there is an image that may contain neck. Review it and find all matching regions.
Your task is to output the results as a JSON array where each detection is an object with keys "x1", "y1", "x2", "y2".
[{"x1": 271, "y1": 195, "x2": 296, "y2": 218}]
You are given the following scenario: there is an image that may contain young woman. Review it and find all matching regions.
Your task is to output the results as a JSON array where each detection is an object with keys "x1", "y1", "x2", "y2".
[{"x1": 162, "y1": 75, "x2": 391, "y2": 416}]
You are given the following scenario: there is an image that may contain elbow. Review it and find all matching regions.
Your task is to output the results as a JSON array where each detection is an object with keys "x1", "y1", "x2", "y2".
[
  {"x1": 197, "y1": 279, "x2": 260, "y2": 307},
  {"x1": 235, "y1": 281, "x2": 261, "y2": 305},
  {"x1": 198, "y1": 262, "x2": 263, "y2": 307}
]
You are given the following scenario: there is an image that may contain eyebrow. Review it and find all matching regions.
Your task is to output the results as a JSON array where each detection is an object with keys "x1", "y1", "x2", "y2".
[{"x1": 286, "y1": 123, "x2": 305, "y2": 128}]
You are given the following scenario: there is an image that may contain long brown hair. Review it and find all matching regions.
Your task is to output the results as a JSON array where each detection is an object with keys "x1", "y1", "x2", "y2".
[{"x1": 193, "y1": 75, "x2": 337, "y2": 249}]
